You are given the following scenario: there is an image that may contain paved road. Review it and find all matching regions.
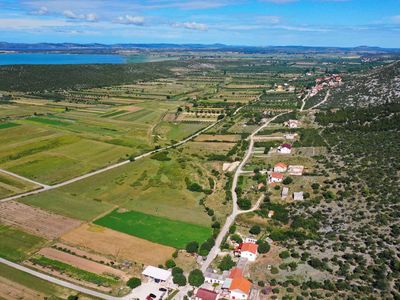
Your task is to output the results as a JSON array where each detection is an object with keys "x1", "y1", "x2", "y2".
[
  {"x1": 0, "y1": 258, "x2": 125, "y2": 300},
  {"x1": 200, "y1": 113, "x2": 286, "y2": 272},
  {"x1": 0, "y1": 120, "x2": 221, "y2": 203}
]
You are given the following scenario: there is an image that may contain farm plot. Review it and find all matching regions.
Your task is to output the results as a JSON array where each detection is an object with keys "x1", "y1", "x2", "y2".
[
  {"x1": 0, "y1": 171, "x2": 39, "y2": 198},
  {"x1": 61, "y1": 223, "x2": 175, "y2": 266},
  {"x1": 0, "y1": 264, "x2": 92, "y2": 300},
  {"x1": 22, "y1": 152, "x2": 211, "y2": 225},
  {"x1": 94, "y1": 209, "x2": 212, "y2": 249},
  {"x1": 38, "y1": 247, "x2": 128, "y2": 280},
  {"x1": 0, "y1": 224, "x2": 45, "y2": 262},
  {"x1": 0, "y1": 201, "x2": 81, "y2": 239},
  {"x1": 194, "y1": 134, "x2": 241, "y2": 142},
  {"x1": 153, "y1": 121, "x2": 206, "y2": 145}
]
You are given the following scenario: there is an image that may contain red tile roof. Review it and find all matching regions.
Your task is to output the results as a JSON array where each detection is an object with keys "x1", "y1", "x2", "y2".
[
  {"x1": 196, "y1": 288, "x2": 218, "y2": 300},
  {"x1": 281, "y1": 143, "x2": 292, "y2": 149},
  {"x1": 270, "y1": 172, "x2": 284, "y2": 179},
  {"x1": 240, "y1": 243, "x2": 258, "y2": 254},
  {"x1": 229, "y1": 267, "x2": 243, "y2": 279},
  {"x1": 275, "y1": 162, "x2": 287, "y2": 168},
  {"x1": 229, "y1": 277, "x2": 252, "y2": 295}
]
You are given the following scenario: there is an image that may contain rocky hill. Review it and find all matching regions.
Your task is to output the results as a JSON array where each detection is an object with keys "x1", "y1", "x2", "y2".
[{"x1": 327, "y1": 61, "x2": 400, "y2": 107}]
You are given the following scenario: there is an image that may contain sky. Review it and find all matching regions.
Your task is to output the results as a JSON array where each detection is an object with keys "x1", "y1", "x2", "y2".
[{"x1": 0, "y1": 0, "x2": 400, "y2": 47}]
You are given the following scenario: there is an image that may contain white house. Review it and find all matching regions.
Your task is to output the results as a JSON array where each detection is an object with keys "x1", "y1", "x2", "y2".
[
  {"x1": 293, "y1": 192, "x2": 304, "y2": 201},
  {"x1": 274, "y1": 162, "x2": 288, "y2": 173},
  {"x1": 277, "y1": 143, "x2": 292, "y2": 154},
  {"x1": 204, "y1": 270, "x2": 228, "y2": 285},
  {"x1": 287, "y1": 120, "x2": 300, "y2": 128},
  {"x1": 142, "y1": 266, "x2": 171, "y2": 283},
  {"x1": 281, "y1": 187, "x2": 289, "y2": 199},
  {"x1": 288, "y1": 165, "x2": 304, "y2": 176},
  {"x1": 269, "y1": 172, "x2": 284, "y2": 184},
  {"x1": 238, "y1": 243, "x2": 258, "y2": 262},
  {"x1": 284, "y1": 133, "x2": 298, "y2": 140}
]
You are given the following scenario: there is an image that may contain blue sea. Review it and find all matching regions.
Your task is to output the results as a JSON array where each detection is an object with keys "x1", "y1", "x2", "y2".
[{"x1": 0, "y1": 53, "x2": 127, "y2": 65}]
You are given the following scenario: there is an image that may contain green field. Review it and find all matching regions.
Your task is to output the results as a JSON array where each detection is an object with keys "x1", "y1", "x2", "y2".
[
  {"x1": 0, "y1": 263, "x2": 91, "y2": 299},
  {"x1": 0, "y1": 171, "x2": 39, "y2": 198},
  {"x1": 22, "y1": 151, "x2": 211, "y2": 225},
  {"x1": 0, "y1": 224, "x2": 46, "y2": 262},
  {"x1": 94, "y1": 209, "x2": 212, "y2": 249}
]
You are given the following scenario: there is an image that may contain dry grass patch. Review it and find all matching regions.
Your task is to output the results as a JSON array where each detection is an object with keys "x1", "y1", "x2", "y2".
[
  {"x1": 61, "y1": 224, "x2": 175, "y2": 266},
  {"x1": 194, "y1": 134, "x2": 241, "y2": 142}
]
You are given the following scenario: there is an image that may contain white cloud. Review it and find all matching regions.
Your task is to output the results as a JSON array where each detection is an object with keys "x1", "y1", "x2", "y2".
[
  {"x1": 173, "y1": 21, "x2": 208, "y2": 31},
  {"x1": 31, "y1": 6, "x2": 48, "y2": 15},
  {"x1": 391, "y1": 15, "x2": 400, "y2": 23},
  {"x1": 115, "y1": 15, "x2": 145, "y2": 25},
  {"x1": 63, "y1": 10, "x2": 98, "y2": 22}
]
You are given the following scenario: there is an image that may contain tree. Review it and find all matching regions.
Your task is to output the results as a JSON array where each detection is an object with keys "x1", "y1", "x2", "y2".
[
  {"x1": 230, "y1": 234, "x2": 243, "y2": 244},
  {"x1": 188, "y1": 269, "x2": 205, "y2": 287},
  {"x1": 67, "y1": 296, "x2": 79, "y2": 300},
  {"x1": 258, "y1": 242, "x2": 271, "y2": 254},
  {"x1": 249, "y1": 225, "x2": 261, "y2": 235},
  {"x1": 218, "y1": 255, "x2": 235, "y2": 271},
  {"x1": 279, "y1": 251, "x2": 290, "y2": 259},
  {"x1": 238, "y1": 199, "x2": 251, "y2": 210},
  {"x1": 186, "y1": 241, "x2": 199, "y2": 254},
  {"x1": 165, "y1": 259, "x2": 176, "y2": 269},
  {"x1": 127, "y1": 277, "x2": 142, "y2": 289},
  {"x1": 283, "y1": 177, "x2": 293, "y2": 185},
  {"x1": 172, "y1": 267, "x2": 183, "y2": 277},
  {"x1": 229, "y1": 225, "x2": 236, "y2": 234},
  {"x1": 173, "y1": 274, "x2": 187, "y2": 286}
]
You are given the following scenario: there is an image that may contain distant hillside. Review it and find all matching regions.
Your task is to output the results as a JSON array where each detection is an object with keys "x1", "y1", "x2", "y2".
[{"x1": 327, "y1": 61, "x2": 400, "y2": 107}]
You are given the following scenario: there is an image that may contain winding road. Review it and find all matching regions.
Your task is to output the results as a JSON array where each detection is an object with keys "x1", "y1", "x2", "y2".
[{"x1": 200, "y1": 113, "x2": 286, "y2": 272}]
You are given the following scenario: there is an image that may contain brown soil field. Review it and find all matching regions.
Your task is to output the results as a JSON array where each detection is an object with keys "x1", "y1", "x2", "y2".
[
  {"x1": 125, "y1": 106, "x2": 143, "y2": 112},
  {"x1": 38, "y1": 247, "x2": 129, "y2": 280},
  {"x1": 0, "y1": 201, "x2": 81, "y2": 239},
  {"x1": 0, "y1": 276, "x2": 45, "y2": 300},
  {"x1": 61, "y1": 224, "x2": 175, "y2": 266},
  {"x1": 53, "y1": 243, "x2": 115, "y2": 265},
  {"x1": 194, "y1": 134, "x2": 241, "y2": 142}
]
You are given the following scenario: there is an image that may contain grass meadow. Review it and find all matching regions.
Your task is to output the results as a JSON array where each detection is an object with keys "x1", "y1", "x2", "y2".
[
  {"x1": 94, "y1": 209, "x2": 212, "y2": 249},
  {"x1": 0, "y1": 224, "x2": 46, "y2": 262}
]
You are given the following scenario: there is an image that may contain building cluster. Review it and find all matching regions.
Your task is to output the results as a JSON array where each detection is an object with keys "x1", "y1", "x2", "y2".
[
  {"x1": 310, "y1": 74, "x2": 342, "y2": 97},
  {"x1": 268, "y1": 162, "x2": 305, "y2": 201},
  {"x1": 200, "y1": 239, "x2": 260, "y2": 299}
]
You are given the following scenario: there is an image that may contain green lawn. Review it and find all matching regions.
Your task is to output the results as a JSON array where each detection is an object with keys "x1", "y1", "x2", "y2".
[
  {"x1": 0, "y1": 224, "x2": 46, "y2": 262},
  {"x1": 94, "y1": 209, "x2": 212, "y2": 249}
]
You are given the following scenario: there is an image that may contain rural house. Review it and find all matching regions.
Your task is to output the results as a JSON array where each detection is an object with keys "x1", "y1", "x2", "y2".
[
  {"x1": 274, "y1": 162, "x2": 288, "y2": 173},
  {"x1": 268, "y1": 172, "x2": 284, "y2": 184},
  {"x1": 277, "y1": 143, "x2": 292, "y2": 154},
  {"x1": 236, "y1": 243, "x2": 258, "y2": 262},
  {"x1": 281, "y1": 187, "x2": 289, "y2": 199},
  {"x1": 229, "y1": 277, "x2": 252, "y2": 299},
  {"x1": 285, "y1": 119, "x2": 300, "y2": 128},
  {"x1": 195, "y1": 288, "x2": 219, "y2": 300},
  {"x1": 288, "y1": 165, "x2": 304, "y2": 176},
  {"x1": 293, "y1": 192, "x2": 304, "y2": 201}
]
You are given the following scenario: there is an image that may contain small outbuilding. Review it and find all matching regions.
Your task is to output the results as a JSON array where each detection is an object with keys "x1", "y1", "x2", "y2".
[
  {"x1": 293, "y1": 192, "x2": 304, "y2": 201},
  {"x1": 142, "y1": 266, "x2": 171, "y2": 283}
]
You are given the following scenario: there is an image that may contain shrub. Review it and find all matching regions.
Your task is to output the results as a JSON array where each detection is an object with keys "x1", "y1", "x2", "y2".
[
  {"x1": 186, "y1": 241, "x2": 199, "y2": 254},
  {"x1": 258, "y1": 242, "x2": 271, "y2": 254},
  {"x1": 188, "y1": 269, "x2": 205, "y2": 287},
  {"x1": 165, "y1": 259, "x2": 176, "y2": 269},
  {"x1": 283, "y1": 177, "x2": 293, "y2": 185},
  {"x1": 173, "y1": 274, "x2": 187, "y2": 286},
  {"x1": 279, "y1": 251, "x2": 290, "y2": 259},
  {"x1": 249, "y1": 225, "x2": 261, "y2": 235},
  {"x1": 218, "y1": 255, "x2": 235, "y2": 271},
  {"x1": 127, "y1": 277, "x2": 141, "y2": 289}
]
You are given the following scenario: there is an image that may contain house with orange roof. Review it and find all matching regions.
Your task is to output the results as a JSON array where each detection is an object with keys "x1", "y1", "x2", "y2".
[
  {"x1": 273, "y1": 162, "x2": 288, "y2": 173},
  {"x1": 229, "y1": 267, "x2": 243, "y2": 279},
  {"x1": 236, "y1": 243, "x2": 258, "y2": 262},
  {"x1": 268, "y1": 172, "x2": 284, "y2": 184},
  {"x1": 229, "y1": 277, "x2": 252, "y2": 299}
]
